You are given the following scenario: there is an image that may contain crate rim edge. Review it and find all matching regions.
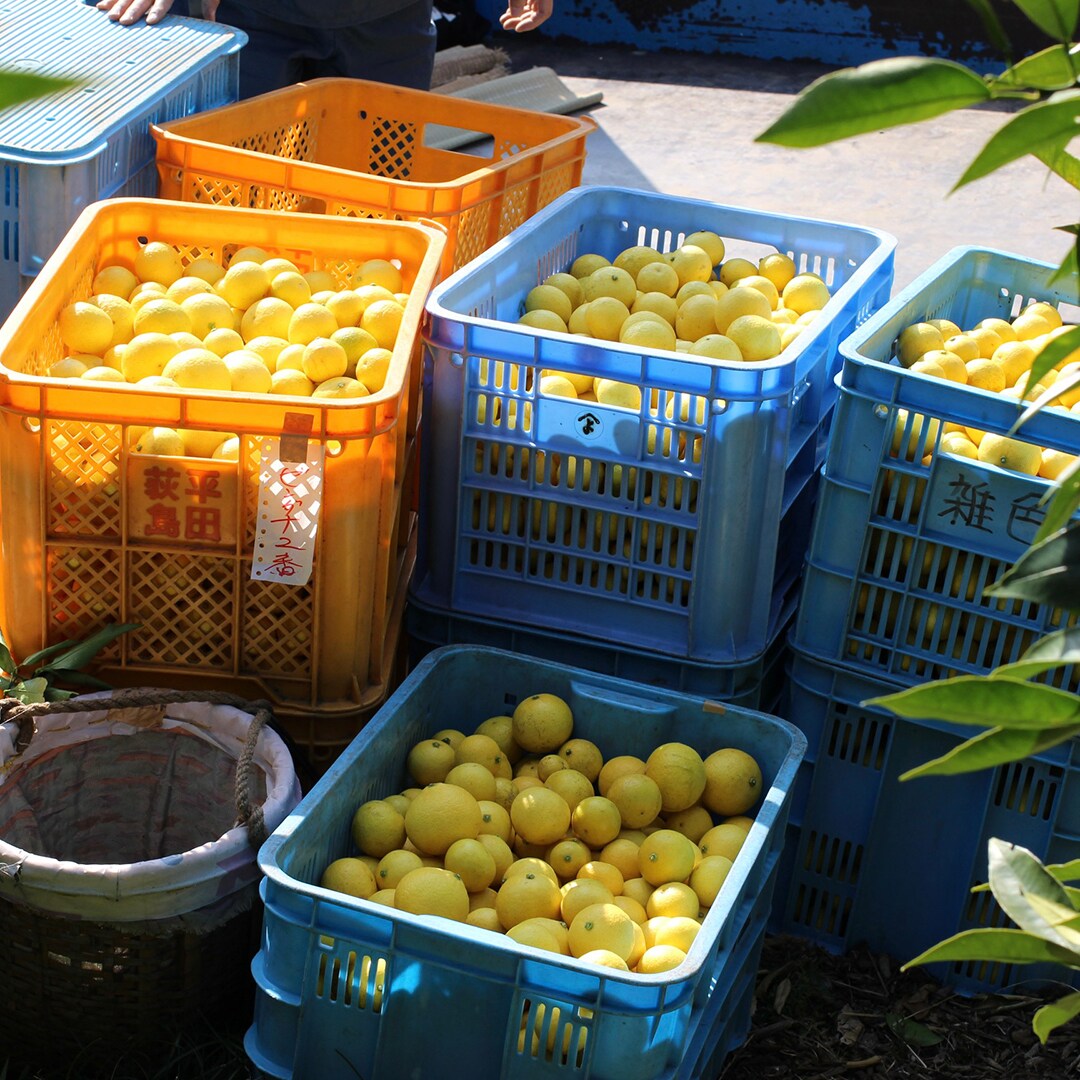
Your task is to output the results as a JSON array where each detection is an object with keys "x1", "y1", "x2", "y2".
[
  {"x1": 0, "y1": 196, "x2": 447, "y2": 433},
  {"x1": 256, "y1": 642, "x2": 806, "y2": 986},
  {"x1": 424, "y1": 184, "x2": 898, "y2": 383},
  {"x1": 149, "y1": 75, "x2": 599, "y2": 192}
]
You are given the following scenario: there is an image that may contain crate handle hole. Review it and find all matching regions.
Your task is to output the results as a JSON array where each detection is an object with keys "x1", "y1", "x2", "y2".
[{"x1": 23, "y1": 417, "x2": 40, "y2": 434}]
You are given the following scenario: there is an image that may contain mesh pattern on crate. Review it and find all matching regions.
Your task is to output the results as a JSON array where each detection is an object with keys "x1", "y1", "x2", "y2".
[
  {"x1": 47, "y1": 545, "x2": 124, "y2": 648},
  {"x1": 47, "y1": 420, "x2": 123, "y2": 538},
  {"x1": 463, "y1": 365, "x2": 703, "y2": 611},
  {"x1": 2, "y1": 164, "x2": 17, "y2": 267},
  {"x1": 368, "y1": 116, "x2": 416, "y2": 180},
  {"x1": 241, "y1": 571, "x2": 316, "y2": 678},
  {"x1": 839, "y1": 408, "x2": 1080, "y2": 690}
]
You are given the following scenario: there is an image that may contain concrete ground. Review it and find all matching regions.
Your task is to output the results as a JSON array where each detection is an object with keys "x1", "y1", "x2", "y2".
[{"x1": 494, "y1": 36, "x2": 1076, "y2": 292}]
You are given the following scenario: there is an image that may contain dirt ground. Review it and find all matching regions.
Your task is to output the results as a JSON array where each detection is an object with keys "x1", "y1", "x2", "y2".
[{"x1": 721, "y1": 933, "x2": 1080, "y2": 1079}]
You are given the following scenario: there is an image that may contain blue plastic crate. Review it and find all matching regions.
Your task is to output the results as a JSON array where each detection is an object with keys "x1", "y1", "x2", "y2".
[
  {"x1": 794, "y1": 246, "x2": 1080, "y2": 687},
  {"x1": 416, "y1": 185, "x2": 894, "y2": 665},
  {"x1": 0, "y1": 0, "x2": 244, "y2": 316},
  {"x1": 245, "y1": 645, "x2": 806, "y2": 1080},
  {"x1": 774, "y1": 646, "x2": 1080, "y2": 995},
  {"x1": 405, "y1": 592, "x2": 795, "y2": 713}
]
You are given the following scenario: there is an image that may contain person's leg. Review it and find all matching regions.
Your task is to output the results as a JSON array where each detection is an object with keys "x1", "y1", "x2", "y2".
[{"x1": 325, "y1": 0, "x2": 438, "y2": 90}]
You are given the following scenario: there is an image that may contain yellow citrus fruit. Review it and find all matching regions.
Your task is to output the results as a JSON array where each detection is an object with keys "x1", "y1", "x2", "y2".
[
  {"x1": 919, "y1": 349, "x2": 967, "y2": 383},
  {"x1": 91, "y1": 293, "x2": 135, "y2": 349},
  {"x1": 286, "y1": 302, "x2": 336, "y2": 346},
  {"x1": 646, "y1": 883, "x2": 700, "y2": 920},
  {"x1": 121, "y1": 332, "x2": 180, "y2": 382},
  {"x1": 561, "y1": 877, "x2": 615, "y2": 926},
  {"x1": 166, "y1": 275, "x2": 213, "y2": 305},
  {"x1": 506, "y1": 921, "x2": 563, "y2": 954},
  {"x1": 519, "y1": 309, "x2": 568, "y2": 334},
  {"x1": 667, "y1": 245, "x2": 714, "y2": 288},
  {"x1": 544, "y1": 768, "x2": 594, "y2": 813},
  {"x1": 270, "y1": 368, "x2": 314, "y2": 396},
  {"x1": 301, "y1": 336, "x2": 348, "y2": 383},
  {"x1": 619, "y1": 318, "x2": 678, "y2": 351},
  {"x1": 403, "y1": 782, "x2": 482, "y2": 856},
  {"x1": 638, "y1": 828, "x2": 697, "y2": 886},
  {"x1": 133, "y1": 297, "x2": 192, "y2": 337},
  {"x1": 606, "y1": 773, "x2": 663, "y2": 829},
  {"x1": 582, "y1": 266, "x2": 637, "y2": 307},
  {"x1": 80, "y1": 365, "x2": 125, "y2": 383},
  {"x1": 613, "y1": 244, "x2": 664, "y2": 278},
  {"x1": 675, "y1": 293, "x2": 721, "y2": 342},
  {"x1": 548, "y1": 837, "x2": 593, "y2": 880},
  {"x1": 964, "y1": 357, "x2": 1007, "y2": 392},
  {"x1": 1040, "y1": 447, "x2": 1077, "y2": 480},
  {"x1": 224, "y1": 350, "x2": 273, "y2": 394},
  {"x1": 217, "y1": 261, "x2": 271, "y2": 309},
  {"x1": 476, "y1": 799, "x2": 513, "y2": 843},
  {"x1": 475, "y1": 714, "x2": 522, "y2": 764},
  {"x1": 375, "y1": 848, "x2": 424, "y2": 889},
  {"x1": 444, "y1": 837, "x2": 498, "y2": 893},
  {"x1": 353, "y1": 258, "x2": 403, "y2": 294},
  {"x1": 594, "y1": 378, "x2": 642, "y2": 410},
  {"x1": 320, "y1": 857, "x2": 377, "y2": 899},
  {"x1": 331, "y1": 324, "x2": 378, "y2": 368},
  {"x1": 703, "y1": 748, "x2": 763, "y2": 816},
  {"x1": 58, "y1": 301, "x2": 114, "y2": 354},
  {"x1": 557, "y1": 738, "x2": 603, "y2": 783},
  {"x1": 645, "y1": 743, "x2": 707, "y2": 813},
  {"x1": 445, "y1": 761, "x2": 498, "y2": 802},
  {"x1": 570, "y1": 253, "x2": 610, "y2": 278},
  {"x1": 228, "y1": 245, "x2": 270, "y2": 265},
  {"x1": 407, "y1": 738, "x2": 457, "y2": 785},
  {"x1": 690, "y1": 855, "x2": 734, "y2": 908},
  {"x1": 632, "y1": 291, "x2": 679, "y2": 325},
  {"x1": 637, "y1": 944, "x2": 686, "y2": 974},
  {"x1": 968, "y1": 324, "x2": 1003, "y2": 359},
  {"x1": 512, "y1": 693, "x2": 574, "y2": 754},
  {"x1": 896, "y1": 322, "x2": 946, "y2": 367},
  {"x1": 203, "y1": 327, "x2": 246, "y2": 358},
  {"x1": 584, "y1": 296, "x2": 631, "y2": 341},
  {"x1": 993, "y1": 340, "x2": 1037, "y2": 384},
  {"x1": 179, "y1": 428, "x2": 232, "y2": 458},
  {"x1": 688, "y1": 334, "x2": 743, "y2": 361},
  {"x1": 182, "y1": 256, "x2": 225, "y2": 286},
  {"x1": 361, "y1": 299, "x2": 405, "y2": 350},
  {"x1": 270, "y1": 343, "x2": 305, "y2": 372},
  {"x1": 394, "y1": 865, "x2": 469, "y2": 921},
  {"x1": 517, "y1": 917, "x2": 571, "y2": 955},
  {"x1": 526, "y1": 284, "x2": 574, "y2": 325},
  {"x1": 577, "y1": 860, "x2": 624, "y2": 896},
  {"x1": 713, "y1": 286, "x2": 771, "y2": 334},
  {"x1": 698, "y1": 822, "x2": 748, "y2": 861},
  {"x1": 477, "y1": 834, "x2": 516, "y2": 883},
  {"x1": 636, "y1": 261, "x2": 680, "y2": 297},
  {"x1": 542, "y1": 272, "x2": 584, "y2": 309},
  {"x1": 571, "y1": 796, "x2": 622, "y2": 848},
  {"x1": 977, "y1": 433, "x2": 1042, "y2": 476},
  {"x1": 133, "y1": 427, "x2": 186, "y2": 455},
  {"x1": 93, "y1": 263, "x2": 139, "y2": 297},
  {"x1": 496, "y1": 870, "x2": 564, "y2": 930},
  {"x1": 613, "y1": 893, "x2": 649, "y2": 925},
  {"x1": 726, "y1": 315, "x2": 782, "y2": 361},
  {"x1": 269, "y1": 270, "x2": 312, "y2": 309},
  {"x1": 622, "y1": 876, "x2": 655, "y2": 909},
  {"x1": 133, "y1": 240, "x2": 184, "y2": 286},
  {"x1": 758, "y1": 252, "x2": 797, "y2": 291},
  {"x1": 598, "y1": 755, "x2": 646, "y2": 796},
  {"x1": 511, "y1": 785, "x2": 572, "y2": 846},
  {"x1": 650, "y1": 914, "x2": 701, "y2": 952},
  {"x1": 600, "y1": 838, "x2": 642, "y2": 881},
  {"x1": 662, "y1": 805, "x2": 714, "y2": 844},
  {"x1": 455, "y1": 732, "x2": 511, "y2": 777},
  {"x1": 718, "y1": 257, "x2": 757, "y2": 287},
  {"x1": 351, "y1": 800, "x2": 407, "y2": 858},
  {"x1": 942, "y1": 333, "x2": 979, "y2": 362},
  {"x1": 48, "y1": 356, "x2": 90, "y2": 379},
  {"x1": 683, "y1": 231, "x2": 726, "y2": 266},
  {"x1": 567, "y1": 902, "x2": 635, "y2": 961},
  {"x1": 212, "y1": 436, "x2": 240, "y2": 461},
  {"x1": 162, "y1": 348, "x2": 232, "y2": 391},
  {"x1": 781, "y1": 273, "x2": 830, "y2": 314},
  {"x1": 734, "y1": 274, "x2": 781, "y2": 310}
]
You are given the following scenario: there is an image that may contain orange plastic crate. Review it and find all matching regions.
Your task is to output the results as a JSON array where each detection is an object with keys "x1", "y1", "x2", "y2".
[
  {"x1": 151, "y1": 77, "x2": 596, "y2": 276},
  {"x1": 0, "y1": 198, "x2": 445, "y2": 715}
]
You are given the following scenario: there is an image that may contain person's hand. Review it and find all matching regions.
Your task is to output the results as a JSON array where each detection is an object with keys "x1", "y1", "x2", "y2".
[
  {"x1": 95, "y1": 0, "x2": 219, "y2": 25},
  {"x1": 499, "y1": 0, "x2": 553, "y2": 32}
]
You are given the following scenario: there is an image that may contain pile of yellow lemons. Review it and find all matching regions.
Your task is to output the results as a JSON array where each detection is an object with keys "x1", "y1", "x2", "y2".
[
  {"x1": 891, "y1": 299, "x2": 1078, "y2": 479},
  {"x1": 320, "y1": 690, "x2": 764, "y2": 988},
  {"x1": 511, "y1": 230, "x2": 832, "y2": 412},
  {"x1": 48, "y1": 240, "x2": 410, "y2": 459}
]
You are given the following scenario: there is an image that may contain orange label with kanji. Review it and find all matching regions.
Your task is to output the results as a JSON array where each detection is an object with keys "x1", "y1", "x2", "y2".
[{"x1": 127, "y1": 457, "x2": 238, "y2": 547}]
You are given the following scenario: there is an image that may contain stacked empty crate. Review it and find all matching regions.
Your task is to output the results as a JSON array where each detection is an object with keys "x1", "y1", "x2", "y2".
[
  {"x1": 775, "y1": 245, "x2": 1080, "y2": 993},
  {"x1": 0, "y1": 198, "x2": 445, "y2": 771},
  {"x1": 245, "y1": 644, "x2": 807, "y2": 1079},
  {"x1": 409, "y1": 185, "x2": 895, "y2": 708},
  {"x1": 0, "y1": 0, "x2": 244, "y2": 318}
]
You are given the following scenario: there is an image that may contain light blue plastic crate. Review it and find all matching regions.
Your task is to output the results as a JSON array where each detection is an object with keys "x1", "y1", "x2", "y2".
[
  {"x1": 417, "y1": 185, "x2": 894, "y2": 665},
  {"x1": 774, "y1": 646, "x2": 1080, "y2": 996},
  {"x1": 0, "y1": 0, "x2": 245, "y2": 317},
  {"x1": 245, "y1": 645, "x2": 806, "y2": 1080},
  {"x1": 405, "y1": 592, "x2": 794, "y2": 713},
  {"x1": 794, "y1": 246, "x2": 1080, "y2": 688}
]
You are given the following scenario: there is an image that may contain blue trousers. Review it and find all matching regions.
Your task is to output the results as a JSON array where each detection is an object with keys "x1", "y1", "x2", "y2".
[{"x1": 178, "y1": 0, "x2": 437, "y2": 98}]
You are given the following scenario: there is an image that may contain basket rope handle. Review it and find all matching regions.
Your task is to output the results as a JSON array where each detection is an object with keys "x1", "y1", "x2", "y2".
[{"x1": 0, "y1": 688, "x2": 273, "y2": 847}]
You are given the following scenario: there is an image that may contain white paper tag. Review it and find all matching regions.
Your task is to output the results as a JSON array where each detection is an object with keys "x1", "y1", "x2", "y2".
[{"x1": 250, "y1": 437, "x2": 325, "y2": 586}]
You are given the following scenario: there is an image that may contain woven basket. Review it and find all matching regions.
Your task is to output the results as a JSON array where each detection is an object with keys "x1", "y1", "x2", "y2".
[{"x1": 0, "y1": 688, "x2": 301, "y2": 1070}]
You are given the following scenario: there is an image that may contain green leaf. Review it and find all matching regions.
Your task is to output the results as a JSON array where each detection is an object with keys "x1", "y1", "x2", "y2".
[
  {"x1": 964, "y1": 0, "x2": 1015, "y2": 54},
  {"x1": 0, "y1": 640, "x2": 15, "y2": 679},
  {"x1": 986, "y1": 521, "x2": 1080, "y2": 606},
  {"x1": 39, "y1": 668, "x2": 114, "y2": 691},
  {"x1": 867, "y1": 675, "x2": 1080, "y2": 728},
  {"x1": 756, "y1": 58, "x2": 991, "y2": 148},
  {"x1": 885, "y1": 1013, "x2": 943, "y2": 1046},
  {"x1": 1011, "y1": 327, "x2": 1080, "y2": 428},
  {"x1": 12, "y1": 677, "x2": 48, "y2": 705},
  {"x1": 954, "y1": 90, "x2": 1080, "y2": 189},
  {"x1": 902, "y1": 926, "x2": 1080, "y2": 969},
  {"x1": 1035, "y1": 991, "x2": 1080, "y2": 1043},
  {"x1": 995, "y1": 43, "x2": 1080, "y2": 90},
  {"x1": 1011, "y1": 0, "x2": 1080, "y2": 41},
  {"x1": 1033, "y1": 143, "x2": 1080, "y2": 189},
  {"x1": 899, "y1": 722, "x2": 1080, "y2": 779},
  {"x1": 1051, "y1": 236, "x2": 1080, "y2": 286},
  {"x1": 0, "y1": 72, "x2": 77, "y2": 112},
  {"x1": 1049, "y1": 859, "x2": 1080, "y2": 884},
  {"x1": 989, "y1": 840, "x2": 1080, "y2": 948},
  {"x1": 34, "y1": 622, "x2": 139, "y2": 672},
  {"x1": 1035, "y1": 466, "x2": 1080, "y2": 544},
  {"x1": 990, "y1": 627, "x2": 1080, "y2": 679}
]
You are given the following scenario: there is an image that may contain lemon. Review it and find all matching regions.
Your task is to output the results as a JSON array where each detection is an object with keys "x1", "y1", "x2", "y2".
[
  {"x1": 583, "y1": 296, "x2": 630, "y2": 341},
  {"x1": 407, "y1": 738, "x2": 456, "y2": 785},
  {"x1": 512, "y1": 693, "x2": 574, "y2": 754},
  {"x1": 689, "y1": 334, "x2": 742, "y2": 361},
  {"x1": 646, "y1": 882, "x2": 700, "y2": 920},
  {"x1": 313, "y1": 376, "x2": 369, "y2": 399},
  {"x1": 506, "y1": 922, "x2": 563, "y2": 955},
  {"x1": 896, "y1": 322, "x2": 945, "y2": 367},
  {"x1": 683, "y1": 230, "x2": 726, "y2": 266},
  {"x1": 274, "y1": 343, "x2": 307, "y2": 372},
  {"x1": 230, "y1": 244, "x2": 271, "y2": 265},
  {"x1": 544, "y1": 768, "x2": 594, "y2": 813},
  {"x1": 323, "y1": 290, "x2": 364, "y2": 329},
  {"x1": 498, "y1": 870, "x2": 565, "y2": 931},
  {"x1": 395, "y1": 865, "x2": 469, "y2": 921},
  {"x1": 570, "y1": 252, "x2": 610, "y2": 278},
  {"x1": 445, "y1": 761, "x2": 497, "y2": 801},
  {"x1": 968, "y1": 324, "x2": 1003, "y2": 359},
  {"x1": 698, "y1": 822, "x2": 748, "y2": 861},
  {"x1": 134, "y1": 297, "x2": 192, "y2": 337},
  {"x1": 404, "y1": 782, "x2": 482, "y2": 856},
  {"x1": 185, "y1": 257, "x2": 226, "y2": 286},
  {"x1": 663, "y1": 805, "x2": 714, "y2": 844},
  {"x1": 91, "y1": 293, "x2": 135, "y2": 349},
  {"x1": 547, "y1": 837, "x2": 592, "y2": 880},
  {"x1": 361, "y1": 299, "x2": 405, "y2": 350},
  {"x1": 577, "y1": 860, "x2": 624, "y2": 897},
  {"x1": 638, "y1": 829, "x2": 697, "y2": 886},
  {"x1": 598, "y1": 755, "x2": 646, "y2": 796},
  {"x1": 268, "y1": 269, "x2": 312, "y2": 309},
  {"x1": 352, "y1": 800, "x2": 407, "y2": 858},
  {"x1": 667, "y1": 245, "x2": 713, "y2": 287},
  {"x1": 650, "y1": 913, "x2": 701, "y2": 952},
  {"x1": 162, "y1": 348, "x2": 232, "y2": 391},
  {"x1": 133, "y1": 240, "x2": 184, "y2": 286},
  {"x1": 561, "y1": 878, "x2": 615, "y2": 925},
  {"x1": 582, "y1": 266, "x2": 637, "y2": 307},
  {"x1": 270, "y1": 368, "x2": 315, "y2": 396},
  {"x1": 302, "y1": 337, "x2": 348, "y2": 383},
  {"x1": 726, "y1": 315, "x2": 782, "y2": 361},
  {"x1": 645, "y1": 743, "x2": 707, "y2": 812},
  {"x1": 618, "y1": 317, "x2": 677, "y2": 351},
  {"x1": 613, "y1": 244, "x2": 664, "y2": 279},
  {"x1": 511, "y1": 786, "x2": 572, "y2": 846},
  {"x1": 781, "y1": 273, "x2": 831, "y2": 314},
  {"x1": 992, "y1": 340, "x2": 1037, "y2": 384},
  {"x1": 571, "y1": 795, "x2": 622, "y2": 848},
  {"x1": 758, "y1": 252, "x2": 797, "y2": 291},
  {"x1": 331, "y1": 325, "x2": 378, "y2": 371},
  {"x1": 567, "y1": 902, "x2": 635, "y2": 961},
  {"x1": 675, "y1": 293, "x2": 720, "y2": 342},
  {"x1": 636, "y1": 261, "x2": 680, "y2": 297},
  {"x1": 519, "y1": 309, "x2": 568, "y2": 333},
  {"x1": 236, "y1": 296, "x2": 290, "y2": 342},
  {"x1": 224, "y1": 350, "x2": 273, "y2": 394},
  {"x1": 542, "y1": 272, "x2": 584, "y2": 309},
  {"x1": 320, "y1": 857, "x2": 377, "y2": 899},
  {"x1": 690, "y1": 855, "x2": 734, "y2": 908},
  {"x1": 167, "y1": 276, "x2": 214, "y2": 304},
  {"x1": 718, "y1": 257, "x2": 757, "y2": 287},
  {"x1": 714, "y1": 286, "x2": 771, "y2": 334},
  {"x1": 118, "y1": 332, "x2": 178, "y2": 382},
  {"x1": 243, "y1": 335, "x2": 289, "y2": 371},
  {"x1": 353, "y1": 258, "x2": 403, "y2": 294},
  {"x1": 595, "y1": 378, "x2": 642, "y2": 410},
  {"x1": 637, "y1": 944, "x2": 686, "y2": 974},
  {"x1": 526, "y1": 284, "x2": 574, "y2": 325},
  {"x1": 133, "y1": 427, "x2": 186, "y2": 456},
  {"x1": 632, "y1": 291, "x2": 679, "y2": 324},
  {"x1": 203, "y1": 327, "x2": 246, "y2": 358},
  {"x1": 48, "y1": 356, "x2": 90, "y2": 379},
  {"x1": 179, "y1": 428, "x2": 232, "y2": 458},
  {"x1": 607, "y1": 773, "x2": 663, "y2": 829},
  {"x1": 376, "y1": 848, "x2": 424, "y2": 889},
  {"x1": 93, "y1": 264, "x2": 139, "y2": 298},
  {"x1": 964, "y1": 357, "x2": 1007, "y2": 392},
  {"x1": 734, "y1": 274, "x2": 781, "y2": 310},
  {"x1": 216, "y1": 260, "x2": 271, "y2": 310},
  {"x1": 444, "y1": 837, "x2": 497, "y2": 893},
  {"x1": 977, "y1": 433, "x2": 1042, "y2": 476},
  {"x1": 920, "y1": 349, "x2": 968, "y2": 383},
  {"x1": 703, "y1": 747, "x2": 763, "y2": 816},
  {"x1": 58, "y1": 301, "x2": 114, "y2": 354}
]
